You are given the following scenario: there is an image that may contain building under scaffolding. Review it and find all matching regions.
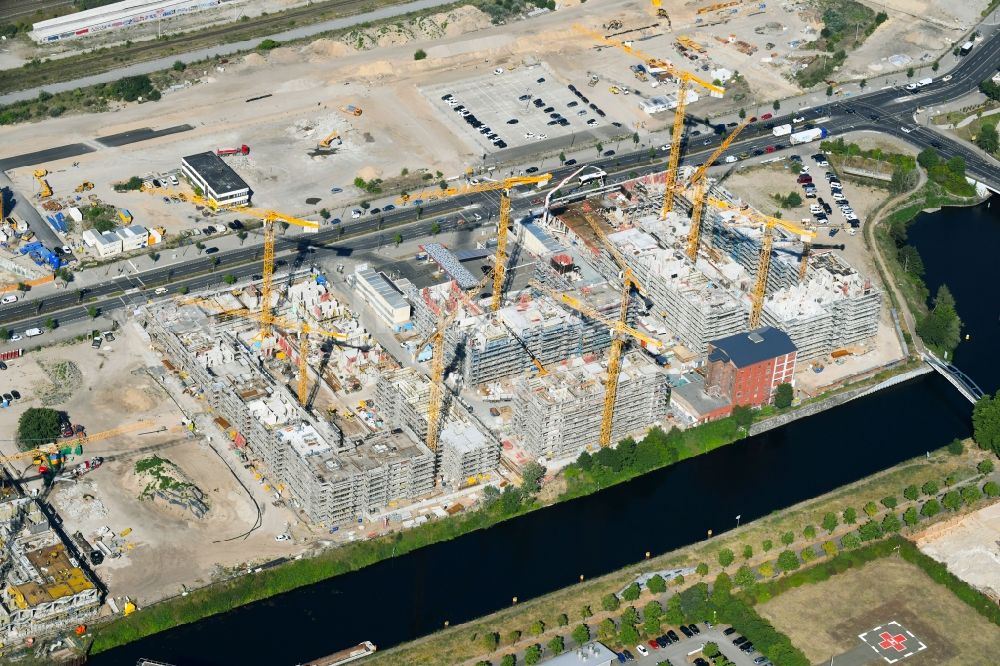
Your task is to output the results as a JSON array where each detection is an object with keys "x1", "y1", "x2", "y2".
[
  {"x1": 374, "y1": 368, "x2": 500, "y2": 485},
  {"x1": 512, "y1": 351, "x2": 669, "y2": 459},
  {"x1": 145, "y1": 302, "x2": 439, "y2": 525}
]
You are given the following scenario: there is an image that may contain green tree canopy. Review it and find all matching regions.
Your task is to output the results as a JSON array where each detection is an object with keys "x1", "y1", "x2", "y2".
[
  {"x1": 524, "y1": 644, "x2": 542, "y2": 666},
  {"x1": 975, "y1": 123, "x2": 999, "y2": 153},
  {"x1": 571, "y1": 623, "x2": 590, "y2": 645},
  {"x1": 917, "y1": 284, "x2": 962, "y2": 355},
  {"x1": 646, "y1": 574, "x2": 666, "y2": 594},
  {"x1": 601, "y1": 593, "x2": 620, "y2": 612},
  {"x1": 547, "y1": 635, "x2": 564, "y2": 655},
  {"x1": 718, "y1": 547, "x2": 735, "y2": 568},
  {"x1": 973, "y1": 391, "x2": 1000, "y2": 456},
  {"x1": 776, "y1": 550, "x2": 799, "y2": 572},
  {"x1": 621, "y1": 582, "x2": 641, "y2": 601},
  {"x1": 774, "y1": 383, "x2": 793, "y2": 408},
  {"x1": 734, "y1": 564, "x2": 755, "y2": 588},
  {"x1": 521, "y1": 461, "x2": 546, "y2": 494},
  {"x1": 821, "y1": 512, "x2": 838, "y2": 533},
  {"x1": 16, "y1": 407, "x2": 62, "y2": 451}
]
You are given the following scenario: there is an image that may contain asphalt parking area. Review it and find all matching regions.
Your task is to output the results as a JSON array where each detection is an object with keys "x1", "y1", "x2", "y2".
[
  {"x1": 421, "y1": 64, "x2": 609, "y2": 153},
  {"x1": 626, "y1": 625, "x2": 762, "y2": 666},
  {"x1": 859, "y1": 621, "x2": 927, "y2": 664}
]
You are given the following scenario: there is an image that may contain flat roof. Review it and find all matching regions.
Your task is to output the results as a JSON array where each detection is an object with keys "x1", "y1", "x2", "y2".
[
  {"x1": 182, "y1": 151, "x2": 250, "y2": 195},
  {"x1": 672, "y1": 373, "x2": 730, "y2": 415},
  {"x1": 356, "y1": 266, "x2": 408, "y2": 310},
  {"x1": 542, "y1": 642, "x2": 618, "y2": 666},
  {"x1": 520, "y1": 218, "x2": 564, "y2": 255},
  {"x1": 708, "y1": 326, "x2": 796, "y2": 368}
]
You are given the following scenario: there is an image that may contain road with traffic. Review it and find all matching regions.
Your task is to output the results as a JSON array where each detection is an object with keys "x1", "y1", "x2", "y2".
[{"x1": 1, "y1": 26, "x2": 998, "y2": 336}]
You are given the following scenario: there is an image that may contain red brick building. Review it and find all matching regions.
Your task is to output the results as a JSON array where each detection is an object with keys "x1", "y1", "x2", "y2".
[{"x1": 705, "y1": 327, "x2": 797, "y2": 408}]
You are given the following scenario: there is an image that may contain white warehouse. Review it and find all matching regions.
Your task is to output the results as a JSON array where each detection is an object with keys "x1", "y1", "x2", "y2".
[{"x1": 30, "y1": 0, "x2": 222, "y2": 44}]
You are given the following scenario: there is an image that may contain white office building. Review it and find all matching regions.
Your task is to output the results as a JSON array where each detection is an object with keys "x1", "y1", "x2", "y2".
[{"x1": 181, "y1": 152, "x2": 252, "y2": 208}]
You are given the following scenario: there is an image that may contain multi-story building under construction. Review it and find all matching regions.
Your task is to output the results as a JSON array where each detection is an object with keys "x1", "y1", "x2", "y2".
[{"x1": 512, "y1": 351, "x2": 669, "y2": 459}]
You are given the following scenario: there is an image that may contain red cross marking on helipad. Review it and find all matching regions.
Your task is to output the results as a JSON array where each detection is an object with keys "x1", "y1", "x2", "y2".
[{"x1": 878, "y1": 632, "x2": 908, "y2": 652}]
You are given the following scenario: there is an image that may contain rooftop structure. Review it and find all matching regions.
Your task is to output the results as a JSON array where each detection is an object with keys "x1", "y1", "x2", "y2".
[
  {"x1": 30, "y1": 0, "x2": 223, "y2": 43},
  {"x1": 513, "y1": 352, "x2": 669, "y2": 459},
  {"x1": 706, "y1": 327, "x2": 797, "y2": 408},
  {"x1": 352, "y1": 264, "x2": 411, "y2": 327}
]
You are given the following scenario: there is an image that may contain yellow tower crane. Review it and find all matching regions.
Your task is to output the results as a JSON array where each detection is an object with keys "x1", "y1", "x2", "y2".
[
  {"x1": 0, "y1": 420, "x2": 156, "y2": 468},
  {"x1": 141, "y1": 187, "x2": 320, "y2": 339},
  {"x1": 412, "y1": 271, "x2": 492, "y2": 452},
  {"x1": 705, "y1": 197, "x2": 816, "y2": 329},
  {"x1": 574, "y1": 26, "x2": 725, "y2": 218},
  {"x1": 530, "y1": 281, "x2": 663, "y2": 448},
  {"x1": 182, "y1": 297, "x2": 349, "y2": 405},
  {"x1": 396, "y1": 174, "x2": 552, "y2": 311},
  {"x1": 682, "y1": 115, "x2": 753, "y2": 260}
]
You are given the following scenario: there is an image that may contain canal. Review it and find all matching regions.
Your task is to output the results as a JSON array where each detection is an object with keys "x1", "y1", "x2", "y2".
[
  {"x1": 907, "y1": 197, "x2": 1000, "y2": 394},
  {"x1": 94, "y1": 374, "x2": 972, "y2": 666}
]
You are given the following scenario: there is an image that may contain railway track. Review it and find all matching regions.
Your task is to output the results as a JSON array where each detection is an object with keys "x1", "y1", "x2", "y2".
[{"x1": 0, "y1": 0, "x2": 400, "y2": 95}]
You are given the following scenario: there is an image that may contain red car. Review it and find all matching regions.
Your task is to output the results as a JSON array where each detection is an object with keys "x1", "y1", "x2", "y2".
[
  {"x1": 647, "y1": 639, "x2": 659, "y2": 650},
  {"x1": 797, "y1": 174, "x2": 813, "y2": 184},
  {"x1": 749, "y1": 116, "x2": 758, "y2": 122},
  {"x1": 761, "y1": 112, "x2": 773, "y2": 120},
  {"x1": 765, "y1": 145, "x2": 776, "y2": 153}
]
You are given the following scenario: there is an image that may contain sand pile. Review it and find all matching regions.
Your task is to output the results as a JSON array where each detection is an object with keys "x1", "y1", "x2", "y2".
[
  {"x1": 344, "y1": 5, "x2": 492, "y2": 50},
  {"x1": 306, "y1": 38, "x2": 356, "y2": 61},
  {"x1": 356, "y1": 165, "x2": 382, "y2": 181}
]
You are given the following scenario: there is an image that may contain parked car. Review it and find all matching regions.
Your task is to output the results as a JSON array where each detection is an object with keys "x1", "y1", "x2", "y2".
[
  {"x1": 636, "y1": 645, "x2": 649, "y2": 657},
  {"x1": 10, "y1": 390, "x2": 20, "y2": 399},
  {"x1": 761, "y1": 112, "x2": 773, "y2": 120}
]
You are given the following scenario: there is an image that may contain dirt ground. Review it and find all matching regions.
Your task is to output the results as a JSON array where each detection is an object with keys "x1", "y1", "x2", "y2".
[
  {"x1": 0, "y1": 323, "x2": 302, "y2": 608},
  {"x1": 758, "y1": 555, "x2": 1000, "y2": 665},
  {"x1": 839, "y1": 0, "x2": 991, "y2": 81},
  {"x1": 914, "y1": 501, "x2": 1000, "y2": 600}
]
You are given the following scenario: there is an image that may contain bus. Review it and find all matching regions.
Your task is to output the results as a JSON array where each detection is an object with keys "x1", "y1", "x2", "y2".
[
  {"x1": 578, "y1": 169, "x2": 607, "y2": 186},
  {"x1": 959, "y1": 41, "x2": 974, "y2": 56}
]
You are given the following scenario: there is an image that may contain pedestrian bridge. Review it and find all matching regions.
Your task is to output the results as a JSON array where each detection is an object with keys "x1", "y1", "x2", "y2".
[{"x1": 924, "y1": 352, "x2": 984, "y2": 404}]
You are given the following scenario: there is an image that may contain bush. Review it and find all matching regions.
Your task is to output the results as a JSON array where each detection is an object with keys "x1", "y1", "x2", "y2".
[
  {"x1": 802, "y1": 525, "x2": 816, "y2": 540},
  {"x1": 777, "y1": 550, "x2": 799, "y2": 572},
  {"x1": 942, "y1": 490, "x2": 962, "y2": 511},
  {"x1": 572, "y1": 624, "x2": 590, "y2": 645},
  {"x1": 961, "y1": 484, "x2": 982, "y2": 506},
  {"x1": 108, "y1": 75, "x2": 157, "y2": 102},
  {"x1": 762, "y1": 539, "x2": 773, "y2": 552},
  {"x1": 780, "y1": 531, "x2": 794, "y2": 546},
  {"x1": 840, "y1": 532, "x2": 861, "y2": 550},
  {"x1": 414, "y1": 49, "x2": 427, "y2": 60},
  {"x1": 882, "y1": 512, "x2": 901, "y2": 533},
  {"x1": 718, "y1": 548, "x2": 735, "y2": 568},
  {"x1": 621, "y1": 582, "x2": 640, "y2": 601},
  {"x1": 921, "y1": 499, "x2": 941, "y2": 517},
  {"x1": 821, "y1": 541, "x2": 838, "y2": 557},
  {"x1": 902, "y1": 506, "x2": 919, "y2": 526},
  {"x1": 984, "y1": 481, "x2": 1000, "y2": 498},
  {"x1": 647, "y1": 574, "x2": 666, "y2": 593},
  {"x1": 601, "y1": 593, "x2": 620, "y2": 612},
  {"x1": 903, "y1": 485, "x2": 919, "y2": 501},
  {"x1": 257, "y1": 39, "x2": 280, "y2": 51},
  {"x1": 696, "y1": 563, "x2": 709, "y2": 576},
  {"x1": 881, "y1": 496, "x2": 897, "y2": 509},
  {"x1": 977, "y1": 459, "x2": 994, "y2": 475},
  {"x1": 857, "y1": 520, "x2": 881, "y2": 541},
  {"x1": 863, "y1": 501, "x2": 879, "y2": 517},
  {"x1": 843, "y1": 507, "x2": 857, "y2": 524},
  {"x1": 921, "y1": 480, "x2": 939, "y2": 496},
  {"x1": 529, "y1": 620, "x2": 544, "y2": 636},
  {"x1": 947, "y1": 438, "x2": 964, "y2": 455},
  {"x1": 547, "y1": 635, "x2": 564, "y2": 655},
  {"x1": 801, "y1": 547, "x2": 817, "y2": 563}
]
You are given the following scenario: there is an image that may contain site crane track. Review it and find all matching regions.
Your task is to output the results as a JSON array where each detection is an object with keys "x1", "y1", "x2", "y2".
[{"x1": 0, "y1": 0, "x2": 402, "y2": 95}]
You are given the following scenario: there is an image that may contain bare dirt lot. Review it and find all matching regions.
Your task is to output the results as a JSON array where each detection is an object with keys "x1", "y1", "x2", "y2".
[
  {"x1": 758, "y1": 555, "x2": 1000, "y2": 665},
  {"x1": 914, "y1": 501, "x2": 1000, "y2": 600},
  {"x1": 0, "y1": 324, "x2": 301, "y2": 607}
]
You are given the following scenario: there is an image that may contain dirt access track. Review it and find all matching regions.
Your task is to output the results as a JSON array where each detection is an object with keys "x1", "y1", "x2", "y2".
[{"x1": 0, "y1": 324, "x2": 301, "y2": 608}]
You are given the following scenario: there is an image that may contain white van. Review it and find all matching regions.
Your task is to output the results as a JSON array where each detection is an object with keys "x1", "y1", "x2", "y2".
[
  {"x1": 154, "y1": 287, "x2": 168, "y2": 295},
  {"x1": 1, "y1": 295, "x2": 17, "y2": 304},
  {"x1": 169, "y1": 174, "x2": 179, "y2": 186},
  {"x1": 24, "y1": 328, "x2": 42, "y2": 337}
]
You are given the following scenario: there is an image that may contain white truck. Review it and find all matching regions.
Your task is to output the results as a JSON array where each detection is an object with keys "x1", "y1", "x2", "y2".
[
  {"x1": 789, "y1": 127, "x2": 829, "y2": 145},
  {"x1": 772, "y1": 124, "x2": 792, "y2": 137},
  {"x1": 24, "y1": 328, "x2": 42, "y2": 337},
  {"x1": 917, "y1": 77, "x2": 933, "y2": 87}
]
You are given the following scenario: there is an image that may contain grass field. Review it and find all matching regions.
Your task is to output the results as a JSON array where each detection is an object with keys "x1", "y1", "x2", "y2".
[{"x1": 757, "y1": 556, "x2": 998, "y2": 665}]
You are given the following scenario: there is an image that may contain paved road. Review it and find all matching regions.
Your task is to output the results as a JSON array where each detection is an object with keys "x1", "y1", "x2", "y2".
[
  {"x1": 0, "y1": 0, "x2": 462, "y2": 105},
  {"x1": 95, "y1": 124, "x2": 194, "y2": 147},
  {"x1": 1, "y1": 21, "x2": 998, "y2": 333},
  {"x1": 0, "y1": 211, "x2": 482, "y2": 338}
]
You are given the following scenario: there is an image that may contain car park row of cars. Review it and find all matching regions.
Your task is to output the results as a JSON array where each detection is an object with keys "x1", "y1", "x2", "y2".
[
  {"x1": 442, "y1": 92, "x2": 509, "y2": 149},
  {"x1": 613, "y1": 621, "x2": 772, "y2": 665},
  {"x1": 567, "y1": 83, "x2": 607, "y2": 127}
]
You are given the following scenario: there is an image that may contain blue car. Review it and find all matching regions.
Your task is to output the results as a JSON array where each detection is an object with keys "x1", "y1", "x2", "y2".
[
  {"x1": 383, "y1": 204, "x2": 395, "y2": 211},
  {"x1": 617, "y1": 653, "x2": 626, "y2": 664}
]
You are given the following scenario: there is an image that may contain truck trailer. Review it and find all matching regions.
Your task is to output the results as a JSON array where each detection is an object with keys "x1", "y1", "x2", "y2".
[
  {"x1": 789, "y1": 127, "x2": 829, "y2": 145},
  {"x1": 772, "y1": 124, "x2": 792, "y2": 137}
]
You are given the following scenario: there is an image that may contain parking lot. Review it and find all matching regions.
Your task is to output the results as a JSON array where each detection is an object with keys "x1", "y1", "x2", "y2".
[
  {"x1": 617, "y1": 623, "x2": 767, "y2": 666},
  {"x1": 420, "y1": 63, "x2": 613, "y2": 153}
]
